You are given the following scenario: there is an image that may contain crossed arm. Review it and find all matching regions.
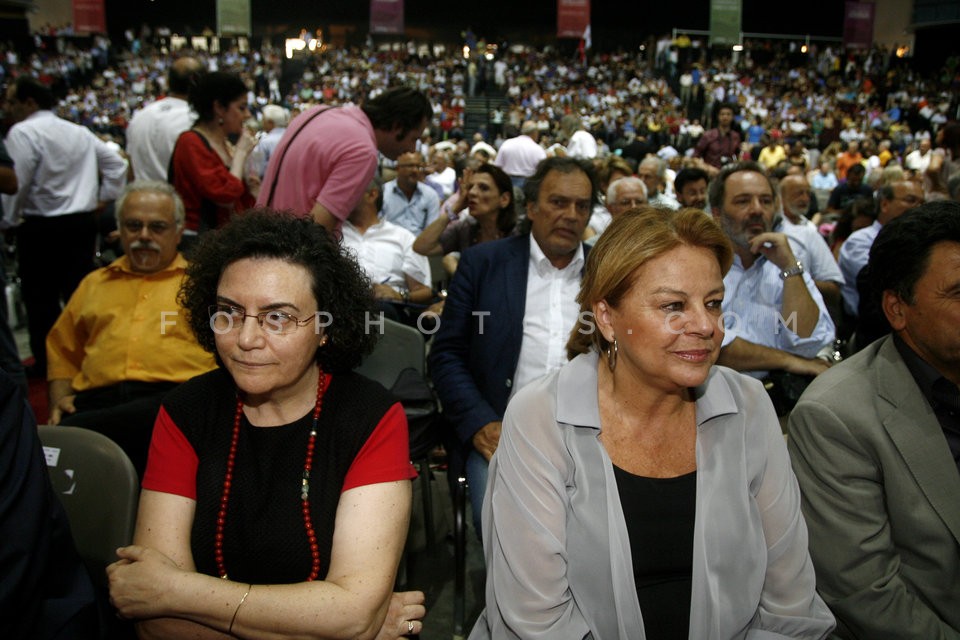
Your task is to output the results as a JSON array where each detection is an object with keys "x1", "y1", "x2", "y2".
[{"x1": 109, "y1": 481, "x2": 421, "y2": 640}]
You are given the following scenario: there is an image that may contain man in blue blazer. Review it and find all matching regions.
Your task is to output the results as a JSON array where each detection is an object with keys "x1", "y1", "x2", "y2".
[
  {"x1": 429, "y1": 156, "x2": 598, "y2": 534},
  {"x1": 789, "y1": 201, "x2": 960, "y2": 638}
]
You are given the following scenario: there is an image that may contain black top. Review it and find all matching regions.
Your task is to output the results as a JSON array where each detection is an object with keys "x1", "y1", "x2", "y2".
[
  {"x1": 613, "y1": 465, "x2": 697, "y2": 640},
  {"x1": 162, "y1": 368, "x2": 397, "y2": 584}
]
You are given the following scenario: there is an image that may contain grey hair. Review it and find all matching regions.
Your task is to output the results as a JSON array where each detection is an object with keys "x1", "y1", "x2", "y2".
[
  {"x1": 640, "y1": 155, "x2": 667, "y2": 180},
  {"x1": 606, "y1": 176, "x2": 648, "y2": 205},
  {"x1": 114, "y1": 180, "x2": 186, "y2": 230}
]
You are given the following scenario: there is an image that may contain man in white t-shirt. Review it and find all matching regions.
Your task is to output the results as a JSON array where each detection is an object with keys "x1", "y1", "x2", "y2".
[{"x1": 125, "y1": 56, "x2": 203, "y2": 181}]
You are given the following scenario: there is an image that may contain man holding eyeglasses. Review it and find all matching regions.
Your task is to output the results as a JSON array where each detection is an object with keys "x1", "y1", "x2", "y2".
[
  {"x1": 46, "y1": 180, "x2": 215, "y2": 475},
  {"x1": 380, "y1": 151, "x2": 441, "y2": 235}
]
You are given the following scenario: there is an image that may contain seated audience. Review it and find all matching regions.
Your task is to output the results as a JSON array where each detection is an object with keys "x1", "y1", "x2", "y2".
[
  {"x1": 107, "y1": 210, "x2": 426, "y2": 637},
  {"x1": 341, "y1": 177, "x2": 434, "y2": 325},
  {"x1": 46, "y1": 180, "x2": 216, "y2": 475},
  {"x1": 708, "y1": 162, "x2": 835, "y2": 388},
  {"x1": 826, "y1": 163, "x2": 872, "y2": 214},
  {"x1": 838, "y1": 178, "x2": 924, "y2": 317},
  {"x1": 789, "y1": 200, "x2": 960, "y2": 639},
  {"x1": 413, "y1": 163, "x2": 518, "y2": 277},
  {"x1": 381, "y1": 151, "x2": 442, "y2": 235},
  {"x1": 471, "y1": 208, "x2": 835, "y2": 638},
  {"x1": 674, "y1": 166, "x2": 710, "y2": 210},
  {"x1": 429, "y1": 157, "x2": 597, "y2": 537},
  {"x1": 585, "y1": 176, "x2": 648, "y2": 246},
  {"x1": 637, "y1": 155, "x2": 680, "y2": 210}
]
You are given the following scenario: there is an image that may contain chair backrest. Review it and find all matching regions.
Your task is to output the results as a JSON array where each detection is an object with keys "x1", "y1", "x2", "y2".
[
  {"x1": 355, "y1": 317, "x2": 425, "y2": 387},
  {"x1": 38, "y1": 425, "x2": 139, "y2": 587}
]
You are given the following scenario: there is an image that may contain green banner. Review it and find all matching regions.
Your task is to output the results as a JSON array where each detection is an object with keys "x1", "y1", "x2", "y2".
[
  {"x1": 709, "y1": 0, "x2": 741, "y2": 46},
  {"x1": 217, "y1": 0, "x2": 251, "y2": 36}
]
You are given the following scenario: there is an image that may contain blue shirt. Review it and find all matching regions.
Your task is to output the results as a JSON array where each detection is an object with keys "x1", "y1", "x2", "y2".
[
  {"x1": 838, "y1": 220, "x2": 881, "y2": 316},
  {"x1": 721, "y1": 247, "x2": 836, "y2": 378},
  {"x1": 380, "y1": 180, "x2": 441, "y2": 235}
]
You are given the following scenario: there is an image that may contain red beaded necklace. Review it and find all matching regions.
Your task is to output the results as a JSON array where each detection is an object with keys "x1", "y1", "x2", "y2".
[{"x1": 215, "y1": 368, "x2": 331, "y2": 581}]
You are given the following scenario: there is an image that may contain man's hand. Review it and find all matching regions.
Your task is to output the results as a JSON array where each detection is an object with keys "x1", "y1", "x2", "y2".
[
  {"x1": 784, "y1": 354, "x2": 831, "y2": 377},
  {"x1": 49, "y1": 395, "x2": 77, "y2": 425},
  {"x1": 472, "y1": 421, "x2": 502, "y2": 461},
  {"x1": 749, "y1": 231, "x2": 798, "y2": 271},
  {"x1": 47, "y1": 379, "x2": 77, "y2": 425},
  {"x1": 373, "y1": 283, "x2": 403, "y2": 301}
]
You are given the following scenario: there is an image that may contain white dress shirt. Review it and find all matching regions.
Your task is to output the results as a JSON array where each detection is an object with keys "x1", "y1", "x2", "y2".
[
  {"x1": 513, "y1": 235, "x2": 583, "y2": 396},
  {"x1": 340, "y1": 218, "x2": 431, "y2": 290},
  {"x1": 779, "y1": 217, "x2": 843, "y2": 286},
  {"x1": 2, "y1": 110, "x2": 127, "y2": 225},
  {"x1": 125, "y1": 96, "x2": 194, "y2": 182}
]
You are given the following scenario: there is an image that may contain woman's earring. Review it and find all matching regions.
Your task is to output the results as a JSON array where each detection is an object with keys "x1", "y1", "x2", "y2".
[
  {"x1": 606, "y1": 338, "x2": 618, "y2": 372},
  {"x1": 218, "y1": 117, "x2": 224, "y2": 126}
]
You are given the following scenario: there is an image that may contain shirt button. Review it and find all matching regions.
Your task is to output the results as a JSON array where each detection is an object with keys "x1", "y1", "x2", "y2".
[{"x1": 505, "y1": 378, "x2": 512, "y2": 388}]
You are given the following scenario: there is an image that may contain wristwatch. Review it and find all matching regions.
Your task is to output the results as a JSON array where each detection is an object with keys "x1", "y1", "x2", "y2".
[{"x1": 780, "y1": 260, "x2": 804, "y2": 280}]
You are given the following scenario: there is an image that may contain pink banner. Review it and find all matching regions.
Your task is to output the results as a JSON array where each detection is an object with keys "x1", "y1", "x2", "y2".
[
  {"x1": 557, "y1": 0, "x2": 590, "y2": 39},
  {"x1": 370, "y1": 0, "x2": 404, "y2": 35},
  {"x1": 73, "y1": 0, "x2": 106, "y2": 35},
  {"x1": 843, "y1": 1, "x2": 875, "y2": 50}
]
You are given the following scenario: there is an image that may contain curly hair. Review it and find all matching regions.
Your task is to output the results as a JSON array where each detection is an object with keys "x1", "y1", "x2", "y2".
[{"x1": 179, "y1": 209, "x2": 377, "y2": 372}]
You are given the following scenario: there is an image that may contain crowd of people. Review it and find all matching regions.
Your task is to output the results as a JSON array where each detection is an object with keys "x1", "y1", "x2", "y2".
[{"x1": 1, "y1": 24, "x2": 960, "y2": 640}]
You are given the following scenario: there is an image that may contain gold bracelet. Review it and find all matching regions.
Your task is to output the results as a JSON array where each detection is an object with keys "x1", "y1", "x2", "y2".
[{"x1": 228, "y1": 584, "x2": 252, "y2": 636}]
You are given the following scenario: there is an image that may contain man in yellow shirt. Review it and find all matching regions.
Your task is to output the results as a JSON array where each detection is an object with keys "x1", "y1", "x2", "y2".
[{"x1": 46, "y1": 180, "x2": 215, "y2": 475}]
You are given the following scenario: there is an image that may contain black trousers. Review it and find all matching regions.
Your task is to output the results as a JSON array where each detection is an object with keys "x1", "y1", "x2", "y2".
[
  {"x1": 17, "y1": 212, "x2": 98, "y2": 372},
  {"x1": 61, "y1": 381, "x2": 179, "y2": 479}
]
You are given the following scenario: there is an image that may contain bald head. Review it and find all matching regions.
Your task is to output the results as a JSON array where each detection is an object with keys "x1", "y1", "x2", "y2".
[
  {"x1": 778, "y1": 174, "x2": 811, "y2": 223},
  {"x1": 521, "y1": 120, "x2": 538, "y2": 137},
  {"x1": 169, "y1": 56, "x2": 204, "y2": 97}
]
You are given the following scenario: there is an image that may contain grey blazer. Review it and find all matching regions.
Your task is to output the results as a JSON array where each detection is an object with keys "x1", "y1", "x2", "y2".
[
  {"x1": 789, "y1": 335, "x2": 960, "y2": 639},
  {"x1": 470, "y1": 351, "x2": 834, "y2": 640}
]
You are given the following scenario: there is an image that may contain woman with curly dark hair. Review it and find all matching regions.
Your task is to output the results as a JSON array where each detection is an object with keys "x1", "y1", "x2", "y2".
[{"x1": 107, "y1": 210, "x2": 426, "y2": 638}]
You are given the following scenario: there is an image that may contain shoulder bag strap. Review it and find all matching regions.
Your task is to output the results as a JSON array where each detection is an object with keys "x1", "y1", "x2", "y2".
[{"x1": 262, "y1": 105, "x2": 340, "y2": 207}]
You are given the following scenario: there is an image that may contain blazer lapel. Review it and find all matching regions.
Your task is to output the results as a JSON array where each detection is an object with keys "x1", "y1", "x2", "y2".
[
  {"x1": 501, "y1": 236, "x2": 529, "y2": 332},
  {"x1": 876, "y1": 338, "x2": 960, "y2": 546}
]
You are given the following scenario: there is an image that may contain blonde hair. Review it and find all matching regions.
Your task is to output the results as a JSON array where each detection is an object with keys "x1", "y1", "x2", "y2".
[{"x1": 566, "y1": 207, "x2": 734, "y2": 359}]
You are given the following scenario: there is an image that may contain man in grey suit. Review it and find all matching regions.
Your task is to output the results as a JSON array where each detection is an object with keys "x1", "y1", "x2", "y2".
[{"x1": 788, "y1": 199, "x2": 960, "y2": 639}]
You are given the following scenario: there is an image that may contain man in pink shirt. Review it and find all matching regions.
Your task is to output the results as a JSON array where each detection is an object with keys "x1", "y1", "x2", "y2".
[{"x1": 258, "y1": 87, "x2": 432, "y2": 232}]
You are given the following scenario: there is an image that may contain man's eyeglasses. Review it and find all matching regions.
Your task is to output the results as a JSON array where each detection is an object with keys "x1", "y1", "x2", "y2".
[
  {"x1": 122, "y1": 220, "x2": 175, "y2": 235},
  {"x1": 208, "y1": 304, "x2": 319, "y2": 335},
  {"x1": 397, "y1": 163, "x2": 426, "y2": 171}
]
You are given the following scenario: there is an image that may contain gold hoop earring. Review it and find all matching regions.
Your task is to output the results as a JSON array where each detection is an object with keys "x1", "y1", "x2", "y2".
[{"x1": 606, "y1": 338, "x2": 618, "y2": 372}]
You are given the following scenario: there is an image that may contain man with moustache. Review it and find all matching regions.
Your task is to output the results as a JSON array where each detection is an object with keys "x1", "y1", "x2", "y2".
[
  {"x1": 709, "y1": 162, "x2": 835, "y2": 389},
  {"x1": 46, "y1": 181, "x2": 215, "y2": 475},
  {"x1": 429, "y1": 156, "x2": 597, "y2": 535}
]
